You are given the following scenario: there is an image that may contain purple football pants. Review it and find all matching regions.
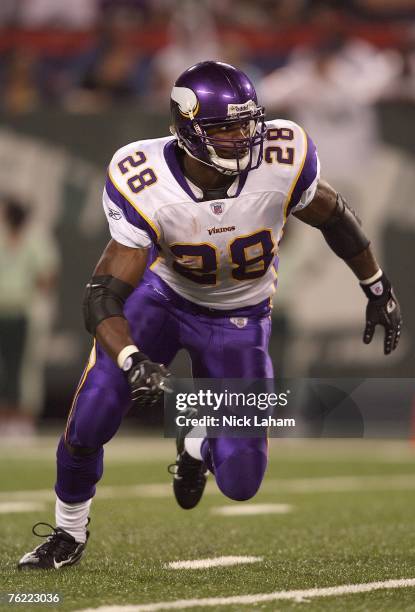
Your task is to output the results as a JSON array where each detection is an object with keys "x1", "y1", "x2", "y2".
[{"x1": 56, "y1": 272, "x2": 273, "y2": 504}]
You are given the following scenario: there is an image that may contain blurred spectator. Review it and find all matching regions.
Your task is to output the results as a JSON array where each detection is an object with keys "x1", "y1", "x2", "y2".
[
  {"x1": 0, "y1": 0, "x2": 18, "y2": 26},
  {"x1": 301, "y1": 0, "x2": 415, "y2": 23},
  {"x1": 388, "y1": 30, "x2": 415, "y2": 101},
  {"x1": 259, "y1": 37, "x2": 402, "y2": 178},
  {"x1": 258, "y1": 37, "x2": 406, "y2": 370},
  {"x1": 211, "y1": 0, "x2": 307, "y2": 28},
  {"x1": 211, "y1": 0, "x2": 269, "y2": 27},
  {"x1": 348, "y1": 0, "x2": 415, "y2": 22},
  {"x1": 148, "y1": 0, "x2": 220, "y2": 108},
  {"x1": 18, "y1": 0, "x2": 99, "y2": 30},
  {"x1": 2, "y1": 50, "x2": 40, "y2": 114},
  {"x1": 266, "y1": 0, "x2": 308, "y2": 26},
  {"x1": 64, "y1": 8, "x2": 152, "y2": 112},
  {"x1": 0, "y1": 1, "x2": 413, "y2": 111},
  {"x1": 99, "y1": 0, "x2": 151, "y2": 26},
  {"x1": 302, "y1": 0, "x2": 347, "y2": 28},
  {"x1": 0, "y1": 197, "x2": 60, "y2": 435},
  {"x1": 219, "y1": 32, "x2": 263, "y2": 82}
]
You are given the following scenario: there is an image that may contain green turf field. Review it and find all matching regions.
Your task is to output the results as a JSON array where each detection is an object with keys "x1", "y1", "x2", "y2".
[{"x1": 1, "y1": 437, "x2": 415, "y2": 611}]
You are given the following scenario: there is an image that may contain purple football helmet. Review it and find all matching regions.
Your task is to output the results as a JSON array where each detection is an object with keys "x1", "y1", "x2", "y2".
[{"x1": 170, "y1": 61, "x2": 266, "y2": 175}]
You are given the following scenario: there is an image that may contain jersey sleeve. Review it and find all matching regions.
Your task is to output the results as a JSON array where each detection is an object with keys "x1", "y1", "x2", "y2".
[
  {"x1": 102, "y1": 147, "x2": 162, "y2": 248},
  {"x1": 287, "y1": 131, "x2": 320, "y2": 215},
  {"x1": 102, "y1": 181, "x2": 152, "y2": 248}
]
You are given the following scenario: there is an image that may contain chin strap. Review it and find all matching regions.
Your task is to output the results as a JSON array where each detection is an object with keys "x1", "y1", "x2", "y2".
[
  {"x1": 178, "y1": 139, "x2": 240, "y2": 175},
  {"x1": 206, "y1": 144, "x2": 250, "y2": 174}
]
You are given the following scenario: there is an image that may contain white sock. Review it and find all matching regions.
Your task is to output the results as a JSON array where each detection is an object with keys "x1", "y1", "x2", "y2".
[
  {"x1": 184, "y1": 436, "x2": 204, "y2": 461},
  {"x1": 55, "y1": 497, "x2": 91, "y2": 543}
]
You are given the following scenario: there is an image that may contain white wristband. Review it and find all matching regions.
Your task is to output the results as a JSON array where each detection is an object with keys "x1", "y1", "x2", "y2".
[
  {"x1": 360, "y1": 269, "x2": 382, "y2": 285},
  {"x1": 117, "y1": 345, "x2": 140, "y2": 369}
]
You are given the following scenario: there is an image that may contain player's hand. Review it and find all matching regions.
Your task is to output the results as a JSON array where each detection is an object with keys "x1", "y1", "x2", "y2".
[
  {"x1": 360, "y1": 272, "x2": 402, "y2": 355},
  {"x1": 123, "y1": 353, "x2": 172, "y2": 408}
]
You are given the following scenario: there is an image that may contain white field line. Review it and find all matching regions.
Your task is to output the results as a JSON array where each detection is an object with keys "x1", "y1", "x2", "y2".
[
  {"x1": 2, "y1": 473, "x2": 415, "y2": 504},
  {"x1": 0, "y1": 502, "x2": 46, "y2": 514},
  {"x1": 76, "y1": 578, "x2": 415, "y2": 612},
  {"x1": 266, "y1": 474, "x2": 415, "y2": 493},
  {"x1": 0, "y1": 484, "x2": 170, "y2": 503},
  {"x1": 166, "y1": 556, "x2": 262, "y2": 570},
  {"x1": 212, "y1": 503, "x2": 293, "y2": 516}
]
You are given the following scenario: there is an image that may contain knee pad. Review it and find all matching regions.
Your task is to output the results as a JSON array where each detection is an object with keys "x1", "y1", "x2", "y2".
[
  {"x1": 215, "y1": 448, "x2": 267, "y2": 501},
  {"x1": 64, "y1": 439, "x2": 99, "y2": 457}
]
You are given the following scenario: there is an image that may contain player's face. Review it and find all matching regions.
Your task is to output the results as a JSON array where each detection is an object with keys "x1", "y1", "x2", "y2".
[{"x1": 205, "y1": 120, "x2": 251, "y2": 159}]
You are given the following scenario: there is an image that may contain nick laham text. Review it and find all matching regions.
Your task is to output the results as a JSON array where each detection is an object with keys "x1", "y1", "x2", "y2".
[{"x1": 176, "y1": 415, "x2": 296, "y2": 428}]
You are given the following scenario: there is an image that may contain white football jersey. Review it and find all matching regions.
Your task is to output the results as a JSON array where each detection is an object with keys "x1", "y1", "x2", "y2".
[{"x1": 103, "y1": 119, "x2": 320, "y2": 309}]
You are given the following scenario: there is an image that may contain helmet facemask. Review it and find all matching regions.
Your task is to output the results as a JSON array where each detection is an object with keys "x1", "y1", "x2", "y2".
[{"x1": 173, "y1": 107, "x2": 266, "y2": 176}]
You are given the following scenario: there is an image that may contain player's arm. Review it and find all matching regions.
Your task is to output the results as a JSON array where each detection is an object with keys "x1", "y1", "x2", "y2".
[
  {"x1": 293, "y1": 180, "x2": 402, "y2": 354},
  {"x1": 85, "y1": 238, "x2": 146, "y2": 361},
  {"x1": 83, "y1": 238, "x2": 170, "y2": 406}
]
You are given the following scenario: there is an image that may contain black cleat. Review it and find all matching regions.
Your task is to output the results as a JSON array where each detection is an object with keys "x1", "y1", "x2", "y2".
[
  {"x1": 169, "y1": 450, "x2": 208, "y2": 510},
  {"x1": 18, "y1": 522, "x2": 89, "y2": 570},
  {"x1": 168, "y1": 405, "x2": 208, "y2": 509}
]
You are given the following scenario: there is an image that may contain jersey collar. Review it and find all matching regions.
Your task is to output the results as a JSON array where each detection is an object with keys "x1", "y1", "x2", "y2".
[{"x1": 163, "y1": 139, "x2": 248, "y2": 202}]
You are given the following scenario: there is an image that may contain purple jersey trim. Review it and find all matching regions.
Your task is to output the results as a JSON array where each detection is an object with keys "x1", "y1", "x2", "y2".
[
  {"x1": 287, "y1": 133, "x2": 318, "y2": 214},
  {"x1": 163, "y1": 139, "x2": 196, "y2": 201},
  {"x1": 105, "y1": 174, "x2": 159, "y2": 244},
  {"x1": 163, "y1": 139, "x2": 248, "y2": 202},
  {"x1": 273, "y1": 255, "x2": 279, "y2": 291}
]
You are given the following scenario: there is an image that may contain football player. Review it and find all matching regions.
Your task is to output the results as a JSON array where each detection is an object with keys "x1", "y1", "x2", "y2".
[{"x1": 18, "y1": 61, "x2": 401, "y2": 569}]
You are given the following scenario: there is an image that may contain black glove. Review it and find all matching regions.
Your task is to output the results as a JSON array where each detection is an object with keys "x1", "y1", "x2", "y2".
[
  {"x1": 360, "y1": 271, "x2": 402, "y2": 355},
  {"x1": 122, "y1": 352, "x2": 172, "y2": 408}
]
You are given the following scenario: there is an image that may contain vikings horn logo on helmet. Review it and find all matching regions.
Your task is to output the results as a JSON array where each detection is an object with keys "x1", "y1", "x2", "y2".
[{"x1": 171, "y1": 86, "x2": 200, "y2": 119}]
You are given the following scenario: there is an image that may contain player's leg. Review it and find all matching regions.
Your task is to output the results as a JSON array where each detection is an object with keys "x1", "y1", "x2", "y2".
[
  {"x1": 56, "y1": 281, "x2": 180, "y2": 503},
  {"x1": 185, "y1": 313, "x2": 273, "y2": 503},
  {"x1": 55, "y1": 342, "x2": 128, "y2": 507},
  {"x1": 170, "y1": 311, "x2": 273, "y2": 507},
  {"x1": 18, "y1": 342, "x2": 127, "y2": 570},
  {"x1": 18, "y1": 282, "x2": 180, "y2": 569}
]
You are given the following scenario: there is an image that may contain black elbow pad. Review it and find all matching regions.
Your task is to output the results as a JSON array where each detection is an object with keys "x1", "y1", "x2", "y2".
[
  {"x1": 83, "y1": 275, "x2": 134, "y2": 335},
  {"x1": 317, "y1": 194, "x2": 370, "y2": 259}
]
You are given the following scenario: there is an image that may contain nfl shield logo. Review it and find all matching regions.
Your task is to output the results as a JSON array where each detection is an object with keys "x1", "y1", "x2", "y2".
[
  {"x1": 210, "y1": 202, "x2": 224, "y2": 215},
  {"x1": 230, "y1": 317, "x2": 248, "y2": 329}
]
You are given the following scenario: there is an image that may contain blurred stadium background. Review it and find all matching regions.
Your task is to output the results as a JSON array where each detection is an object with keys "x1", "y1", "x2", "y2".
[
  {"x1": 2, "y1": 3, "x2": 415, "y2": 610},
  {"x1": 0, "y1": 0, "x2": 414, "y2": 434}
]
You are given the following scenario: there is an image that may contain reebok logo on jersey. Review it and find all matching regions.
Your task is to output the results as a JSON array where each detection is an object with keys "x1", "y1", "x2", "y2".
[
  {"x1": 208, "y1": 226, "x2": 236, "y2": 236},
  {"x1": 108, "y1": 208, "x2": 122, "y2": 221}
]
